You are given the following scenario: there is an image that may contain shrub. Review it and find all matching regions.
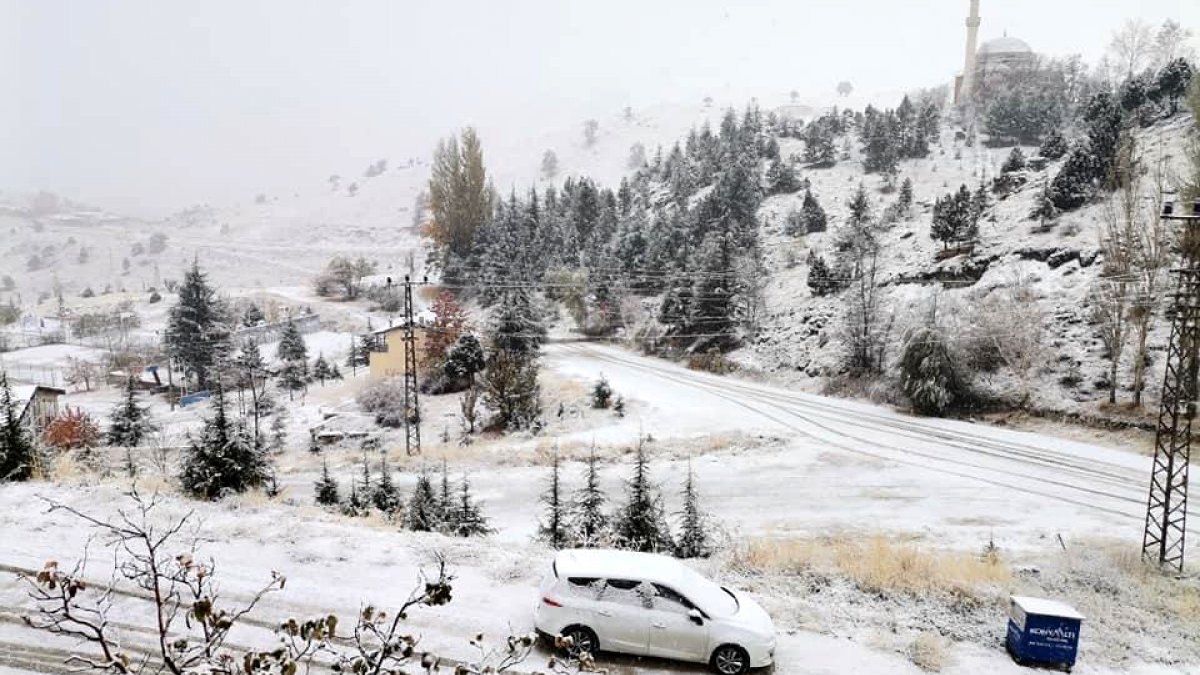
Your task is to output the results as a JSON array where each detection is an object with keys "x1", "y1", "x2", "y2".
[
  {"x1": 899, "y1": 326, "x2": 970, "y2": 416},
  {"x1": 43, "y1": 408, "x2": 100, "y2": 451},
  {"x1": 357, "y1": 378, "x2": 409, "y2": 428},
  {"x1": 591, "y1": 375, "x2": 613, "y2": 409}
]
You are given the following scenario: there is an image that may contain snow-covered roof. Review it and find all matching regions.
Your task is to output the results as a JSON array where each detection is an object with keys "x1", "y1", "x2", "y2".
[
  {"x1": 555, "y1": 549, "x2": 687, "y2": 586},
  {"x1": 979, "y1": 36, "x2": 1032, "y2": 56},
  {"x1": 1011, "y1": 596, "x2": 1084, "y2": 620}
]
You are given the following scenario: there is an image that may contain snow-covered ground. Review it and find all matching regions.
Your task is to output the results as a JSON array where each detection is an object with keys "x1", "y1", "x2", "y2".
[{"x1": 1, "y1": 341, "x2": 1197, "y2": 674}]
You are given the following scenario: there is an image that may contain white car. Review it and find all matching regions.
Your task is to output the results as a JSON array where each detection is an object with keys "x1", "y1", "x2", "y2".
[{"x1": 534, "y1": 549, "x2": 776, "y2": 675}]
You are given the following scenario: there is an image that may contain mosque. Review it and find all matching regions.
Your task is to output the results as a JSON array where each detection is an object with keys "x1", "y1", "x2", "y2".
[{"x1": 953, "y1": 0, "x2": 1037, "y2": 105}]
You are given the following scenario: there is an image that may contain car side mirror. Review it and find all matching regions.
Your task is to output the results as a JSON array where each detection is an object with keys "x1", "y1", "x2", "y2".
[{"x1": 688, "y1": 609, "x2": 704, "y2": 626}]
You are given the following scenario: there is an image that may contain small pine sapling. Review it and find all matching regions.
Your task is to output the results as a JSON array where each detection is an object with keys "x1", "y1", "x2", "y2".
[
  {"x1": 315, "y1": 458, "x2": 340, "y2": 506},
  {"x1": 406, "y1": 473, "x2": 440, "y2": 531},
  {"x1": 591, "y1": 375, "x2": 613, "y2": 409},
  {"x1": 538, "y1": 450, "x2": 572, "y2": 549},
  {"x1": 372, "y1": 459, "x2": 403, "y2": 518},
  {"x1": 674, "y1": 461, "x2": 713, "y2": 559},
  {"x1": 571, "y1": 448, "x2": 609, "y2": 547},
  {"x1": 448, "y1": 474, "x2": 493, "y2": 537},
  {"x1": 612, "y1": 437, "x2": 674, "y2": 554}
]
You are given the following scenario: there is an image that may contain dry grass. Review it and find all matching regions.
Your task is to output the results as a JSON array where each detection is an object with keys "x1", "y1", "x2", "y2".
[
  {"x1": 730, "y1": 534, "x2": 1011, "y2": 600},
  {"x1": 907, "y1": 631, "x2": 949, "y2": 672}
]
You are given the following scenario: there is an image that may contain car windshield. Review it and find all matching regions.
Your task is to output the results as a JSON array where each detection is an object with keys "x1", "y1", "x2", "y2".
[{"x1": 676, "y1": 566, "x2": 738, "y2": 618}]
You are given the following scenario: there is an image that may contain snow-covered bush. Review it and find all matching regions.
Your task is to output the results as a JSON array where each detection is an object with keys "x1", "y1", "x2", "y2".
[
  {"x1": 898, "y1": 326, "x2": 971, "y2": 416},
  {"x1": 357, "y1": 377, "x2": 408, "y2": 428}
]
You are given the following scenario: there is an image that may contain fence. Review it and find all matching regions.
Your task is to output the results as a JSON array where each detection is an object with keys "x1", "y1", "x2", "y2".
[
  {"x1": 0, "y1": 360, "x2": 64, "y2": 387},
  {"x1": 233, "y1": 314, "x2": 321, "y2": 344}
]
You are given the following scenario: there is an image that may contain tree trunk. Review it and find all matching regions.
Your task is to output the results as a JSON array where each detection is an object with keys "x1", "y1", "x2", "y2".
[{"x1": 1132, "y1": 317, "x2": 1150, "y2": 407}]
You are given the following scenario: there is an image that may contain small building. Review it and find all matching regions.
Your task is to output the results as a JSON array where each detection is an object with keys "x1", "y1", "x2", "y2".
[
  {"x1": 12, "y1": 385, "x2": 66, "y2": 433},
  {"x1": 367, "y1": 324, "x2": 429, "y2": 380},
  {"x1": 1006, "y1": 595, "x2": 1084, "y2": 671}
]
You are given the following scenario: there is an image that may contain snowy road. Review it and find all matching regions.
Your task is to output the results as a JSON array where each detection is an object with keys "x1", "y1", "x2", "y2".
[{"x1": 536, "y1": 342, "x2": 1172, "y2": 555}]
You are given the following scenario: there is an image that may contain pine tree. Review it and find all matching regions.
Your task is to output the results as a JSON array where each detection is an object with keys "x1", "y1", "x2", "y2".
[
  {"x1": 899, "y1": 325, "x2": 968, "y2": 416},
  {"x1": 276, "y1": 319, "x2": 309, "y2": 399},
  {"x1": 164, "y1": 259, "x2": 230, "y2": 389},
  {"x1": 591, "y1": 375, "x2": 613, "y2": 409},
  {"x1": 1030, "y1": 180, "x2": 1060, "y2": 224},
  {"x1": 571, "y1": 449, "x2": 609, "y2": 547},
  {"x1": 444, "y1": 333, "x2": 486, "y2": 387},
  {"x1": 372, "y1": 458, "x2": 403, "y2": 517},
  {"x1": 539, "y1": 450, "x2": 572, "y2": 548},
  {"x1": 406, "y1": 473, "x2": 440, "y2": 531},
  {"x1": 1039, "y1": 128, "x2": 1068, "y2": 160},
  {"x1": 448, "y1": 474, "x2": 493, "y2": 537},
  {"x1": 314, "y1": 458, "x2": 340, "y2": 506},
  {"x1": 807, "y1": 253, "x2": 836, "y2": 297},
  {"x1": 437, "y1": 459, "x2": 454, "y2": 525},
  {"x1": 802, "y1": 189, "x2": 828, "y2": 233},
  {"x1": 347, "y1": 333, "x2": 374, "y2": 370},
  {"x1": 612, "y1": 437, "x2": 674, "y2": 554},
  {"x1": 766, "y1": 158, "x2": 800, "y2": 195},
  {"x1": 674, "y1": 461, "x2": 712, "y2": 559},
  {"x1": 0, "y1": 372, "x2": 36, "y2": 482},
  {"x1": 312, "y1": 354, "x2": 333, "y2": 386},
  {"x1": 1001, "y1": 147, "x2": 1027, "y2": 174},
  {"x1": 178, "y1": 388, "x2": 272, "y2": 500},
  {"x1": 107, "y1": 377, "x2": 153, "y2": 447},
  {"x1": 483, "y1": 348, "x2": 541, "y2": 431},
  {"x1": 898, "y1": 178, "x2": 914, "y2": 214},
  {"x1": 341, "y1": 480, "x2": 369, "y2": 517}
]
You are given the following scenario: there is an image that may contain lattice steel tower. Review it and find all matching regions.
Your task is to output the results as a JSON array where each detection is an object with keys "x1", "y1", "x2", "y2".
[
  {"x1": 402, "y1": 275, "x2": 422, "y2": 456},
  {"x1": 1144, "y1": 196, "x2": 1200, "y2": 571}
]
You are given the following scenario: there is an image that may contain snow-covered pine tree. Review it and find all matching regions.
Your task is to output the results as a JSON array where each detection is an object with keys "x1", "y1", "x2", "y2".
[
  {"x1": 314, "y1": 458, "x2": 340, "y2": 506},
  {"x1": 1030, "y1": 180, "x2": 1060, "y2": 224},
  {"x1": 688, "y1": 230, "x2": 738, "y2": 351},
  {"x1": 276, "y1": 319, "x2": 309, "y2": 399},
  {"x1": 674, "y1": 461, "x2": 712, "y2": 559},
  {"x1": 571, "y1": 448, "x2": 609, "y2": 547},
  {"x1": 1002, "y1": 147, "x2": 1027, "y2": 174},
  {"x1": 766, "y1": 158, "x2": 800, "y2": 195},
  {"x1": 444, "y1": 333, "x2": 486, "y2": 389},
  {"x1": 612, "y1": 437, "x2": 674, "y2": 554},
  {"x1": 801, "y1": 189, "x2": 828, "y2": 233},
  {"x1": 178, "y1": 388, "x2": 272, "y2": 500},
  {"x1": 538, "y1": 450, "x2": 571, "y2": 548},
  {"x1": 341, "y1": 480, "x2": 368, "y2": 517},
  {"x1": 0, "y1": 372, "x2": 36, "y2": 482},
  {"x1": 899, "y1": 325, "x2": 969, "y2": 416},
  {"x1": 164, "y1": 259, "x2": 230, "y2": 389},
  {"x1": 107, "y1": 377, "x2": 154, "y2": 447},
  {"x1": 405, "y1": 473, "x2": 440, "y2": 531},
  {"x1": 1039, "y1": 128, "x2": 1068, "y2": 160},
  {"x1": 591, "y1": 375, "x2": 613, "y2": 409},
  {"x1": 448, "y1": 474, "x2": 493, "y2": 537},
  {"x1": 312, "y1": 353, "x2": 332, "y2": 385},
  {"x1": 807, "y1": 253, "x2": 836, "y2": 297},
  {"x1": 268, "y1": 397, "x2": 287, "y2": 453},
  {"x1": 372, "y1": 458, "x2": 403, "y2": 518},
  {"x1": 898, "y1": 178, "x2": 914, "y2": 214},
  {"x1": 436, "y1": 459, "x2": 453, "y2": 525}
]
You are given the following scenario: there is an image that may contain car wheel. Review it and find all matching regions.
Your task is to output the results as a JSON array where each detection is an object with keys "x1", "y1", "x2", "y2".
[
  {"x1": 561, "y1": 625, "x2": 599, "y2": 658},
  {"x1": 711, "y1": 644, "x2": 751, "y2": 675}
]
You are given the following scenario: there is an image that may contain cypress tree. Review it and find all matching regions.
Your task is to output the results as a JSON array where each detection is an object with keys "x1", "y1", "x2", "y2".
[
  {"x1": 314, "y1": 458, "x2": 340, "y2": 506},
  {"x1": 571, "y1": 448, "x2": 609, "y2": 547},
  {"x1": 898, "y1": 178, "x2": 914, "y2": 214},
  {"x1": 406, "y1": 473, "x2": 440, "y2": 531},
  {"x1": 342, "y1": 480, "x2": 368, "y2": 517},
  {"x1": 0, "y1": 372, "x2": 36, "y2": 482},
  {"x1": 675, "y1": 461, "x2": 712, "y2": 559},
  {"x1": 612, "y1": 437, "x2": 674, "y2": 554},
  {"x1": 437, "y1": 459, "x2": 453, "y2": 525},
  {"x1": 107, "y1": 377, "x2": 153, "y2": 447},
  {"x1": 539, "y1": 450, "x2": 571, "y2": 548}
]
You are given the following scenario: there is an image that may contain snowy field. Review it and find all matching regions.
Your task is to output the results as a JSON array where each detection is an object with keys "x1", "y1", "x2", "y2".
[{"x1": 1, "y1": 341, "x2": 1197, "y2": 674}]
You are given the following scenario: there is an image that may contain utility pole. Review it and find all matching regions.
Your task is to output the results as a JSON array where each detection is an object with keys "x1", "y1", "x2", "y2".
[
  {"x1": 1143, "y1": 194, "x2": 1200, "y2": 572},
  {"x1": 401, "y1": 275, "x2": 422, "y2": 456}
]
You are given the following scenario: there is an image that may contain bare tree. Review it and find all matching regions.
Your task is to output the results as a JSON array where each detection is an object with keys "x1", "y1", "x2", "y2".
[
  {"x1": 1129, "y1": 140, "x2": 1173, "y2": 406},
  {"x1": 20, "y1": 491, "x2": 581, "y2": 675},
  {"x1": 972, "y1": 275, "x2": 1047, "y2": 405},
  {"x1": 1153, "y1": 19, "x2": 1196, "y2": 71},
  {"x1": 1093, "y1": 136, "x2": 1139, "y2": 405},
  {"x1": 1109, "y1": 19, "x2": 1155, "y2": 81},
  {"x1": 65, "y1": 356, "x2": 98, "y2": 392}
]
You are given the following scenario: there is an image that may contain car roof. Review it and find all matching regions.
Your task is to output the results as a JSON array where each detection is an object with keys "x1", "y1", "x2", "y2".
[{"x1": 554, "y1": 548, "x2": 687, "y2": 588}]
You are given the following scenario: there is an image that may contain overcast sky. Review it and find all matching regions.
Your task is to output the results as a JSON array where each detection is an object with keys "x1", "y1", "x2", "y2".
[{"x1": 2, "y1": 0, "x2": 1196, "y2": 214}]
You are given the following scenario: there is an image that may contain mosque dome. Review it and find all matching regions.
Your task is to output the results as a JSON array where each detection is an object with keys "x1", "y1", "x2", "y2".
[{"x1": 978, "y1": 36, "x2": 1032, "y2": 56}]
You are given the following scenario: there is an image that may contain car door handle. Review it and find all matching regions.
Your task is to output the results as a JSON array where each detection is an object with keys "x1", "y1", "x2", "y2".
[
  {"x1": 596, "y1": 609, "x2": 613, "y2": 617},
  {"x1": 651, "y1": 622, "x2": 667, "y2": 629}
]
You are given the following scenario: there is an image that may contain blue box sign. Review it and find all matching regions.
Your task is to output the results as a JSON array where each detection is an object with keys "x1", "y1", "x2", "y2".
[{"x1": 1006, "y1": 596, "x2": 1084, "y2": 671}]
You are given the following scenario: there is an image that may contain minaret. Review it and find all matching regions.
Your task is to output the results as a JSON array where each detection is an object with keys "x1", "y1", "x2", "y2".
[{"x1": 960, "y1": 0, "x2": 982, "y2": 103}]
